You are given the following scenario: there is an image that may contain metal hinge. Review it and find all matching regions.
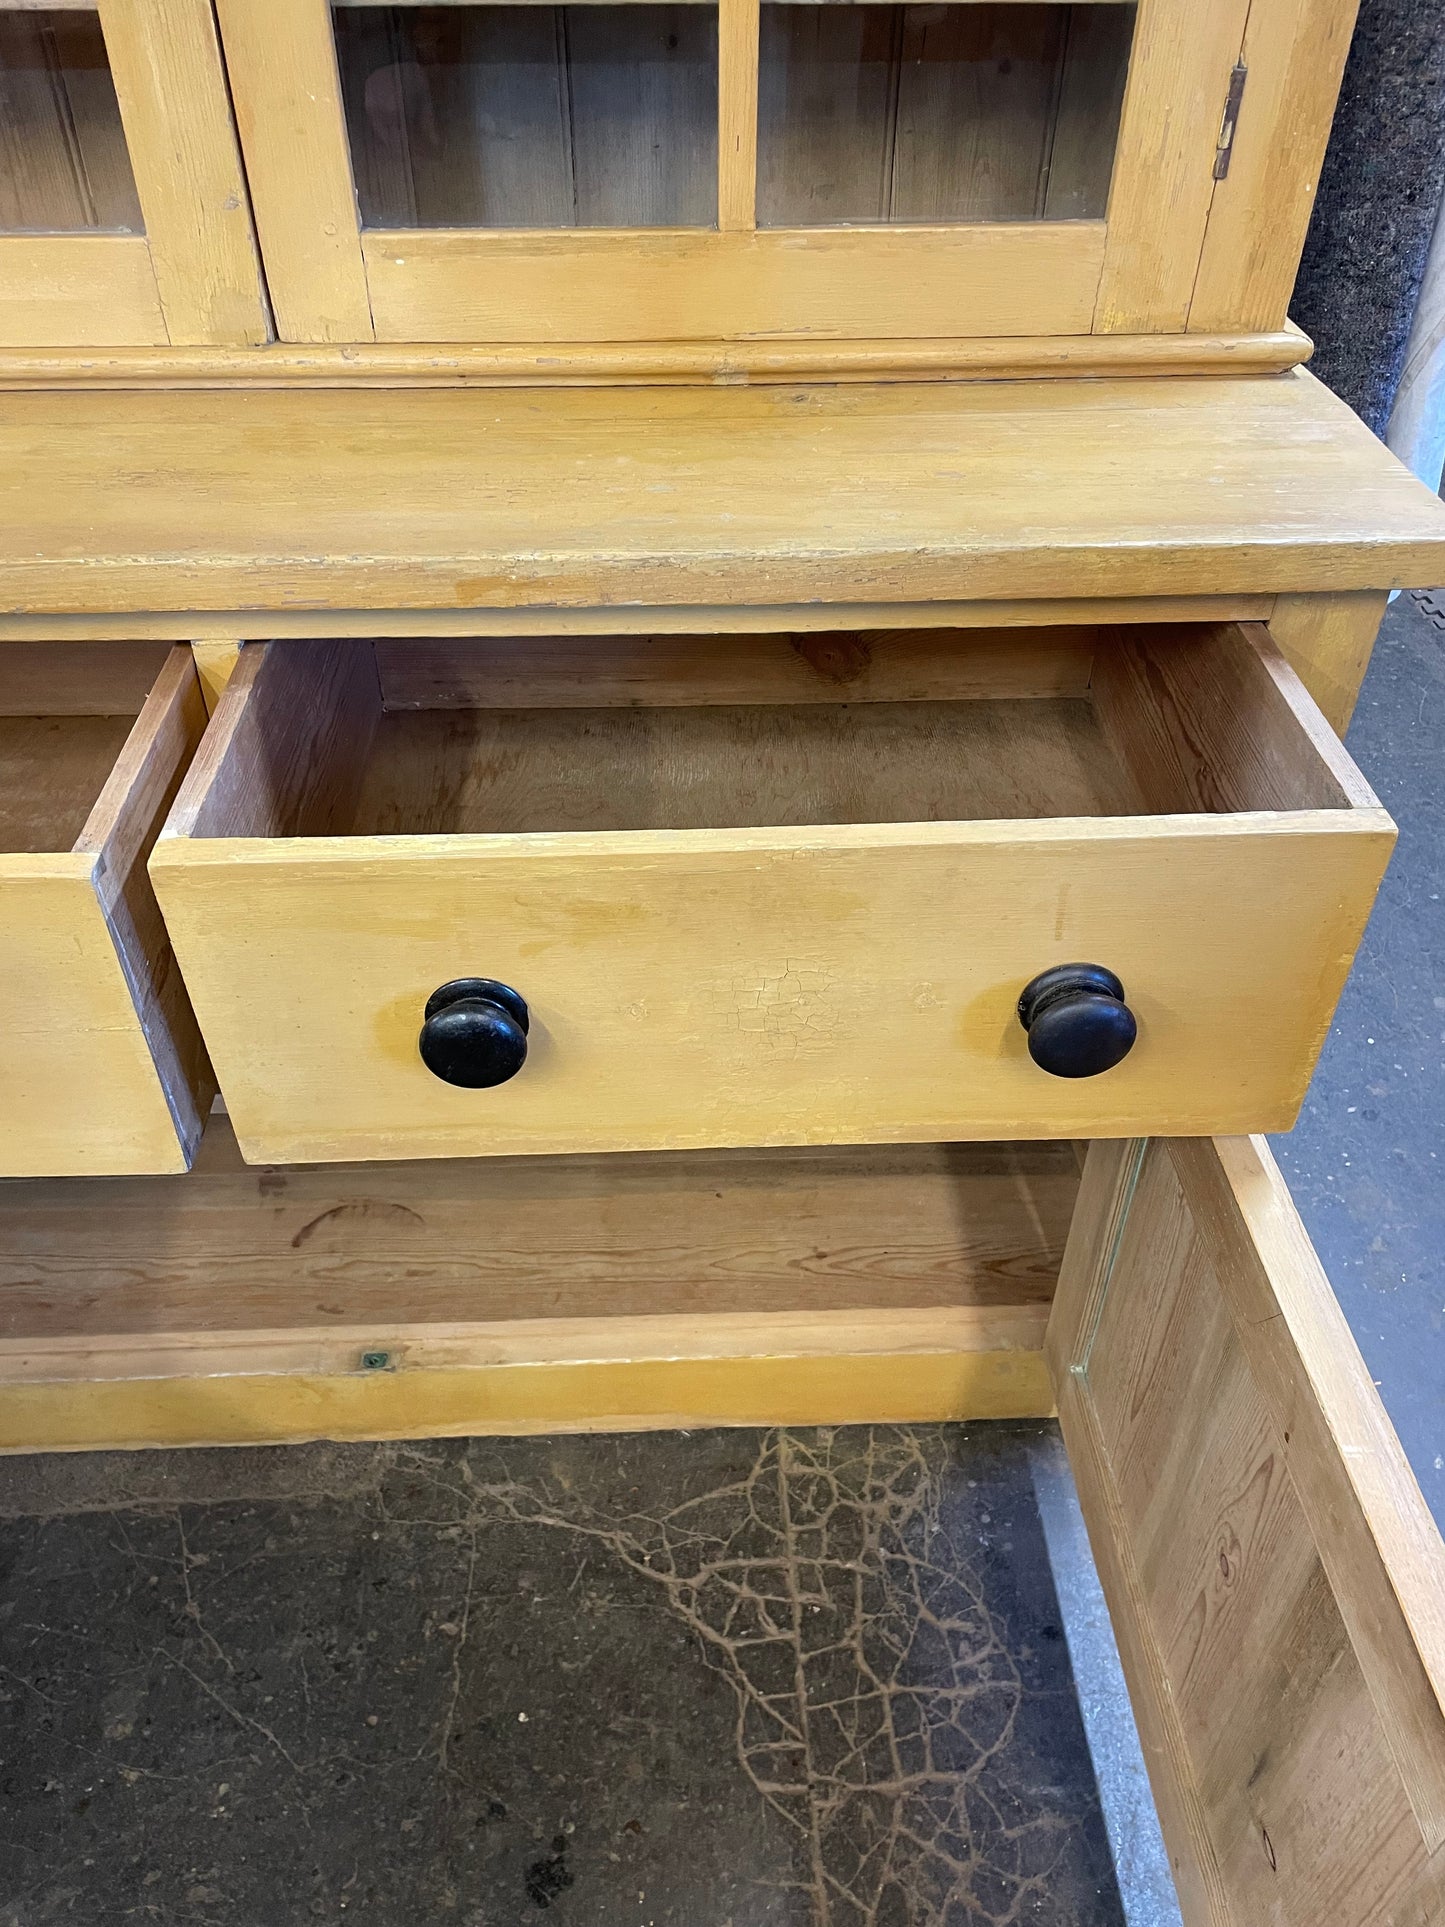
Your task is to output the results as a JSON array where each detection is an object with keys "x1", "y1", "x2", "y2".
[{"x1": 1214, "y1": 63, "x2": 1248, "y2": 180}]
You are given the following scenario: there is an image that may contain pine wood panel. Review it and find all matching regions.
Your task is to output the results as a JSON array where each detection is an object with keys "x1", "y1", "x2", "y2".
[
  {"x1": 0, "y1": 1120, "x2": 1070, "y2": 1449},
  {"x1": 0, "y1": 9, "x2": 140, "y2": 231},
  {"x1": 213, "y1": 0, "x2": 374, "y2": 340},
  {"x1": 718, "y1": 0, "x2": 760, "y2": 228},
  {"x1": 1049, "y1": 1136, "x2": 1445, "y2": 1920},
  {"x1": 149, "y1": 626, "x2": 1392, "y2": 1164},
  {"x1": 370, "y1": 627, "x2": 1099, "y2": 708},
  {"x1": 3, "y1": 373, "x2": 1443, "y2": 616},
  {"x1": 0, "y1": 595, "x2": 1277, "y2": 644},
  {"x1": 0, "y1": 639, "x2": 170, "y2": 715},
  {"x1": 335, "y1": 4, "x2": 718, "y2": 228},
  {"x1": 0, "y1": 233, "x2": 165, "y2": 346},
  {"x1": 0, "y1": 325, "x2": 1316, "y2": 388},
  {"x1": 1190, "y1": 0, "x2": 1361, "y2": 334},
  {"x1": 755, "y1": 2, "x2": 1129, "y2": 227},
  {"x1": 360, "y1": 221, "x2": 1104, "y2": 342},
  {"x1": 1042, "y1": 2, "x2": 1134, "y2": 220},
  {"x1": 1266, "y1": 589, "x2": 1389, "y2": 737},
  {"x1": 98, "y1": 0, "x2": 268, "y2": 344},
  {"x1": 0, "y1": 647, "x2": 211, "y2": 1177},
  {"x1": 1094, "y1": 0, "x2": 1249, "y2": 331}
]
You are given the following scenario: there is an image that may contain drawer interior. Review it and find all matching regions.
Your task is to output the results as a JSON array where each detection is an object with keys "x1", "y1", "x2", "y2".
[
  {"x1": 0, "y1": 641, "x2": 173, "y2": 853},
  {"x1": 183, "y1": 623, "x2": 1373, "y2": 841}
]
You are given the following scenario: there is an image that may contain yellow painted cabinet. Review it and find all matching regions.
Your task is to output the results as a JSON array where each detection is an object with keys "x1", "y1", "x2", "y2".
[
  {"x1": 0, "y1": 0, "x2": 267, "y2": 346},
  {"x1": 148, "y1": 622, "x2": 1394, "y2": 1164},
  {"x1": 0, "y1": 642, "x2": 213, "y2": 1176},
  {"x1": 211, "y1": 0, "x2": 1357, "y2": 352}
]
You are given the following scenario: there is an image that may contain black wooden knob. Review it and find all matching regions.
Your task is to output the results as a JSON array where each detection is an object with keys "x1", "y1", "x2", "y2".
[
  {"x1": 1017, "y1": 964, "x2": 1137, "y2": 1079},
  {"x1": 419, "y1": 979, "x2": 529, "y2": 1088}
]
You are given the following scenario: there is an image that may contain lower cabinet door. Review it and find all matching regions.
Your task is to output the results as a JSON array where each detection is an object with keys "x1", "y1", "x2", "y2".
[
  {"x1": 1050, "y1": 1136, "x2": 1445, "y2": 1927},
  {"x1": 0, "y1": 644, "x2": 212, "y2": 1175}
]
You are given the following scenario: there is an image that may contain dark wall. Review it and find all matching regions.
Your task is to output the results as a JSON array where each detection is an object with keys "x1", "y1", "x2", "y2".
[{"x1": 1292, "y1": 1, "x2": 1445, "y2": 435}]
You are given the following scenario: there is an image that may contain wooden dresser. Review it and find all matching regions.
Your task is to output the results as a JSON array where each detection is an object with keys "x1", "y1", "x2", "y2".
[{"x1": 3, "y1": 4, "x2": 1445, "y2": 1920}]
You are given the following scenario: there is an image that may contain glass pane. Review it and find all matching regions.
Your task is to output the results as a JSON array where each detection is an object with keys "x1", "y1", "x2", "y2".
[
  {"x1": 334, "y1": 3, "x2": 719, "y2": 228},
  {"x1": 758, "y1": 1, "x2": 1135, "y2": 227},
  {"x1": 0, "y1": 8, "x2": 142, "y2": 232}
]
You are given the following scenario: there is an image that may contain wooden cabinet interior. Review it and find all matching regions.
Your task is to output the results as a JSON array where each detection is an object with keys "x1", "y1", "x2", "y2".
[
  {"x1": 329, "y1": 0, "x2": 1133, "y2": 233},
  {"x1": 0, "y1": 639, "x2": 170, "y2": 848},
  {"x1": 0, "y1": 1121, "x2": 1072, "y2": 1445},
  {"x1": 0, "y1": 8, "x2": 141, "y2": 232},
  {"x1": 335, "y1": 3, "x2": 720, "y2": 228},
  {"x1": 171, "y1": 624, "x2": 1373, "y2": 840},
  {"x1": 757, "y1": 1, "x2": 1134, "y2": 227},
  {"x1": 0, "y1": 640, "x2": 213, "y2": 1177}
]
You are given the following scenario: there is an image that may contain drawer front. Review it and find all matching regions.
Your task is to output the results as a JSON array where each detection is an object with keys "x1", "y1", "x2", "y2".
[
  {"x1": 0, "y1": 647, "x2": 211, "y2": 1176},
  {"x1": 152, "y1": 815, "x2": 1389, "y2": 1165}
]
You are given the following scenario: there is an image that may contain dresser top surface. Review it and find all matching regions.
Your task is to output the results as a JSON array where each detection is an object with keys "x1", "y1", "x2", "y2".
[{"x1": 3, "y1": 370, "x2": 1444, "y2": 617}]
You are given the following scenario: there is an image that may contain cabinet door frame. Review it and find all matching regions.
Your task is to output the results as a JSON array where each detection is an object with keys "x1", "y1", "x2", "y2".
[
  {"x1": 0, "y1": 0, "x2": 268, "y2": 347},
  {"x1": 1051, "y1": 1136, "x2": 1445, "y2": 1926},
  {"x1": 215, "y1": 0, "x2": 1340, "y2": 348}
]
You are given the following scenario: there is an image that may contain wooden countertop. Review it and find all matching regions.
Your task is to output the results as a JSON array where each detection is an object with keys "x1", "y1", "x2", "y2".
[{"x1": 3, "y1": 369, "x2": 1444, "y2": 618}]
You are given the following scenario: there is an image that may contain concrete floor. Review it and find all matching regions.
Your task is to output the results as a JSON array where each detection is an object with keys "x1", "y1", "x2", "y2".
[{"x1": 1, "y1": 591, "x2": 1441, "y2": 1926}]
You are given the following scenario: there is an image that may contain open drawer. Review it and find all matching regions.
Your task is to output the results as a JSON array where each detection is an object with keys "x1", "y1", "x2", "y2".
[
  {"x1": 0, "y1": 1125, "x2": 1441, "y2": 1925},
  {"x1": 149, "y1": 622, "x2": 1393, "y2": 1165},
  {"x1": 0, "y1": 643, "x2": 211, "y2": 1176}
]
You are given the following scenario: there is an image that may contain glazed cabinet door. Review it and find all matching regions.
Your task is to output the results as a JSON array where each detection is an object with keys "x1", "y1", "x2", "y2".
[
  {"x1": 1050, "y1": 1137, "x2": 1445, "y2": 1927},
  {"x1": 0, "y1": 0, "x2": 267, "y2": 346},
  {"x1": 211, "y1": 0, "x2": 1352, "y2": 347}
]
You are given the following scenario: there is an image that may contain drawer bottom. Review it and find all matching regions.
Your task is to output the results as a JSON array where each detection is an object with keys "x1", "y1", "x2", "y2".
[{"x1": 0, "y1": 1124, "x2": 1073, "y2": 1451}]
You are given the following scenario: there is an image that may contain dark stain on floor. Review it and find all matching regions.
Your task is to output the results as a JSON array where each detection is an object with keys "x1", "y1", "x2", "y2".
[{"x1": 0, "y1": 1423, "x2": 1122, "y2": 1927}]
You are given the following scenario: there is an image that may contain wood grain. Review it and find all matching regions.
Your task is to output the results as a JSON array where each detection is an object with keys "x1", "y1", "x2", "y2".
[
  {"x1": 214, "y1": 0, "x2": 374, "y2": 340},
  {"x1": 1190, "y1": 0, "x2": 1362, "y2": 334},
  {"x1": 0, "y1": 640, "x2": 170, "y2": 716},
  {"x1": 755, "y1": 3, "x2": 1129, "y2": 227},
  {"x1": 718, "y1": 0, "x2": 760, "y2": 229},
  {"x1": 0, "y1": 234, "x2": 165, "y2": 347},
  {"x1": 73, "y1": 646, "x2": 214, "y2": 1168},
  {"x1": 0, "y1": 598, "x2": 1281, "y2": 645},
  {"x1": 1042, "y1": 3, "x2": 1135, "y2": 221},
  {"x1": 1050, "y1": 1136, "x2": 1445, "y2": 1921},
  {"x1": 0, "y1": 1347, "x2": 1057, "y2": 1452},
  {"x1": 150, "y1": 627, "x2": 1392, "y2": 1164},
  {"x1": 98, "y1": 0, "x2": 269, "y2": 344},
  {"x1": 0, "y1": 648, "x2": 210, "y2": 1176},
  {"x1": 0, "y1": 328, "x2": 1315, "y2": 387},
  {"x1": 1185, "y1": 1135, "x2": 1445, "y2": 1853},
  {"x1": 0, "y1": 10, "x2": 140, "y2": 232},
  {"x1": 1090, "y1": 620, "x2": 1377, "y2": 816},
  {"x1": 371, "y1": 628, "x2": 1099, "y2": 709},
  {"x1": 3, "y1": 373, "x2": 1443, "y2": 616},
  {"x1": 1095, "y1": 0, "x2": 1250, "y2": 331},
  {"x1": 1266, "y1": 590, "x2": 1389, "y2": 737},
  {"x1": 0, "y1": 1119, "x2": 1070, "y2": 1447},
  {"x1": 0, "y1": 715, "x2": 133, "y2": 852},
  {"x1": 360, "y1": 222, "x2": 1104, "y2": 342},
  {"x1": 189, "y1": 639, "x2": 243, "y2": 714},
  {"x1": 335, "y1": 4, "x2": 718, "y2": 228}
]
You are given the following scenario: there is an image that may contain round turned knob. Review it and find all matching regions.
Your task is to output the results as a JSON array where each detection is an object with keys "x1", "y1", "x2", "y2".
[
  {"x1": 1017, "y1": 964, "x2": 1137, "y2": 1079},
  {"x1": 419, "y1": 978, "x2": 530, "y2": 1088}
]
